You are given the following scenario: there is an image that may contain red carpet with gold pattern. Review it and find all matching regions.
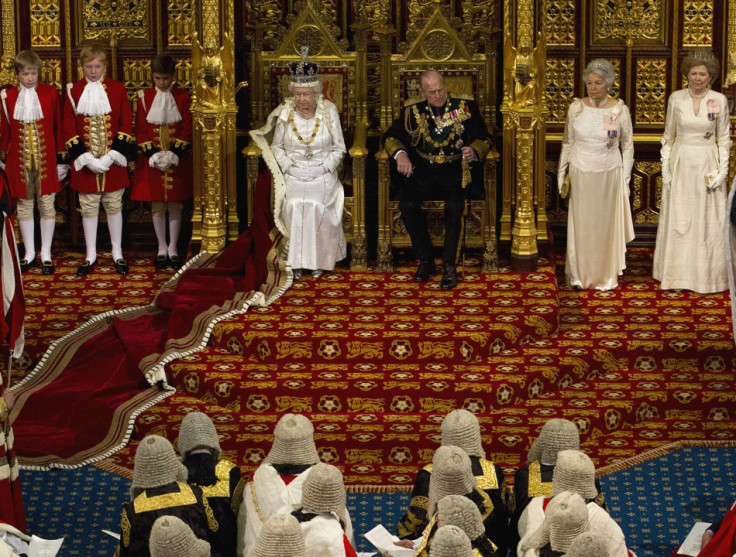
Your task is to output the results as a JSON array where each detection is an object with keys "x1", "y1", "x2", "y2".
[{"x1": 87, "y1": 248, "x2": 736, "y2": 489}]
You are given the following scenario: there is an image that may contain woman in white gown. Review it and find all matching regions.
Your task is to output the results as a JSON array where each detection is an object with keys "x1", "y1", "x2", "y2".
[
  {"x1": 653, "y1": 48, "x2": 730, "y2": 293},
  {"x1": 558, "y1": 59, "x2": 635, "y2": 290},
  {"x1": 251, "y1": 48, "x2": 346, "y2": 280}
]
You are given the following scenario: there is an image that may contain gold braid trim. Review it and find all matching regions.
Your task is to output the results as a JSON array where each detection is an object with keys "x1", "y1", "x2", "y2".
[
  {"x1": 248, "y1": 481, "x2": 266, "y2": 524},
  {"x1": 527, "y1": 461, "x2": 553, "y2": 498},
  {"x1": 203, "y1": 494, "x2": 219, "y2": 532},
  {"x1": 121, "y1": 507, "x2": 131, "y2": 547},
  {"x1": 384, "y1": 137, "x2": 406, "y2": 157},
  {"x1": 476, "y1": 459, "x2": 499, "y2": 490}
]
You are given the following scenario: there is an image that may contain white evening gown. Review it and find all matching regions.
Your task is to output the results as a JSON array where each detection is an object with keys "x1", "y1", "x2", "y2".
[
  {"x1": 271, "y1": 99, "x2": 347, "y2": 271},
  {"x1": 558, "y1": 99, "x2": 635, "y2": 290},
  {"x1": 653, "y1": 88, "x2": 730, "y2": 293}
]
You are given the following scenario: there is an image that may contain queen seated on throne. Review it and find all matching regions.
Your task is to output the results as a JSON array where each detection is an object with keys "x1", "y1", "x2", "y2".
[{"x1": 250, "y1": 47, "x2": 347, "y2": 281}]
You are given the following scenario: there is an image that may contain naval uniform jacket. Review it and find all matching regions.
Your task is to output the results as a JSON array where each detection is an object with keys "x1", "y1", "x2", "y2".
[
  {"x1": 63, "y1": 77, "x2": 133, "y2": 193},
  {"x1": 0, "y1": 82, "x2": 67, "y2": 199},
  {"x1": 131, "y1": 86, "x2": 193, "y2": 202},
  {"x1": 382, "y1": 95, "x2": 490, "y2": 199}
]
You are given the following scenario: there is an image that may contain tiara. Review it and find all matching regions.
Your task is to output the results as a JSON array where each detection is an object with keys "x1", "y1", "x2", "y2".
[
  {"x1": 688, "y1": 48, "x2": 716, "y2": 62},
  {"x1": 289, "y1": 46, "x2": 319, "y2": 84}
]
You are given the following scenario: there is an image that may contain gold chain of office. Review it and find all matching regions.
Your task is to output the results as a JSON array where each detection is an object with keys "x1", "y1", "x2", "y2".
[{"x1": 410, "y1": 99, "x2": 469, "y2": 149}]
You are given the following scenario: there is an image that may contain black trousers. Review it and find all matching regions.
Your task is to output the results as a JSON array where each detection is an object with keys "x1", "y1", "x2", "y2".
[{"x1": 399, "y1": 163, "x2": 465, "y2": 265}]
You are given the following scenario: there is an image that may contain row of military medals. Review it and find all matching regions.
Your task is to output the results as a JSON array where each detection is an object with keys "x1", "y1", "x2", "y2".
[{"x1": 429, "y1": 105, "x2": 464, "y2": 163}]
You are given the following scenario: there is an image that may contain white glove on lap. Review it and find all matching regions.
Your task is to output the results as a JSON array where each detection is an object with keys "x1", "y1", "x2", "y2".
[
  {"x1": 0, "y1": 161, "x2": 5, "y2": 171},
  {"x1": 288, "y1": 165, "x2": 324, "y2": 181},
  {"x1": 56, "y1": 164, "x2": 70, "y2": 182}
]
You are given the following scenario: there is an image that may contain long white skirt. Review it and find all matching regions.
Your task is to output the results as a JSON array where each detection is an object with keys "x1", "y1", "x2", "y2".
[
  {"x1": 283, "y1": 173, "x2": 346, "y2": 271},
  {"x1": 566, "y1": 165, "x2": 635, "y2": 290}
]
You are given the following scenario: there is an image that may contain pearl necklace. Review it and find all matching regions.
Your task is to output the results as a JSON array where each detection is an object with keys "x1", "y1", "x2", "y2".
[
  {"x1": 688, "y1": 86, "x2": 708, "y2": 99},
  {"x1": 592, "y1": 96, "x2": 609, "y2": 108}
]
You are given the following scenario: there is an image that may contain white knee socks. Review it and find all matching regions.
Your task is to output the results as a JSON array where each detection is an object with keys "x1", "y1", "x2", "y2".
[
  {"x1": 168, "y1": 206, "x2": 182, "y2": 258},
  {"x1": 19, "y1": 219, "x2": 35, "y2": 262},
  {"x1": 152, "y1": 214, "x2": 167, "y2": 256},
  {"x1": 82, "y1": 216, "x2": 98, "y2": 263},
  {"x1": 40, "y1": 218, "x2": 55, "y2": 262},
  {"x1": 107, "y1": 212, "x2": 124, "y2": 261}
]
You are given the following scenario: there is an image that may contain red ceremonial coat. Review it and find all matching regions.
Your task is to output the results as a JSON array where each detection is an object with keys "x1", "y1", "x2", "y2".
[
  {"x1": 0, "y1": 397, "x2": 26, "y2": 533},
  {"x1": 0, "y1": 82, "x2": 66, "y2": 199},
  {"x1": 62, "y1": 77, "x2": 133, "y2": 193},
  {"x1": 131, "y1": 86, "x2": 193, "y2": 202}
]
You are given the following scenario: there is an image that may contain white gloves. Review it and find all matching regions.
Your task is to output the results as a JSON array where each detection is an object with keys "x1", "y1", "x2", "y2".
[
  {"x1": 85, "y1": 157, "x2": 108, "y2": 174},
  {"x1": 149, "y1": 150, "x2": 179, "y2": 172},
  {"x1": 0, "y1": 161, "x2": 5, "y2": 171},
  {"x1": 98, "y1": 153, "x2": 115, "y2": 172},
  {"x1": 706, "y1": 172, "x2": 726, "y2": 190},
  {"x1": 287, "y1": 164, "x2": 325, "y2": 181},
  {"x1": 56, "y1": 164, "x2": 70, "y2": 182},
  {"x1": 75, "y1": 151, "x2": 122, "y2": 174}
]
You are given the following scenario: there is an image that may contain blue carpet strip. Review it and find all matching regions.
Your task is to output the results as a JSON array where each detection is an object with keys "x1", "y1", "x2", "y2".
[{"x1": 19, "y1": 446, "x2": 736, "y2": 557}]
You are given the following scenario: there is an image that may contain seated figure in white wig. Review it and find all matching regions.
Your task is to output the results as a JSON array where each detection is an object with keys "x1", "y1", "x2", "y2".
[
  {"x1": 249, "y1": 46, "x2": 347, "y2": 281},
  {"x1": 511, "y1": 418, "x2": 606, "y2": 552},
  {"x1": 518, "y1": 451, "x2": 631, "y2": 557},
  {"x1": 291, "y1": 463, "x2": 356, "y2": 557},
  {"x1": 398, "y1": 409, "x2": 508, "y2": 553},
  {"x1": 238, "y1": 414, "x2": 321, "y2": 556}
]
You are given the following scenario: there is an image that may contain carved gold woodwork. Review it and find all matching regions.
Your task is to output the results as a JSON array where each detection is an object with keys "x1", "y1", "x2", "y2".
[
  {"x1": 594, "y1": 0, "x2": 663, "y2": 43},
  {"x1": 726, "y1": 0, "x2": 736, "y2": 85},
  {"x1": 682, "y1": 0, "x2": 713, "y2": 47},
  {"x1": 244, "y1": 0, "x2": 368, "y2": 269},
  {"x1": 375, "y1": 0, "x2": 499, "y2": 272},
  {"x1": 634, "y1": 58, "x2": 667, "y2": 125},
  {"x1": 0, "y1": 0, "x2": 16, "y2": 86},
  {"x1": 176, "y1": 59, "x2": 194, "y2": 92},
  {"x1": 122, "y1": 58, "x2": 151, "y2": 104},
  {"x1": 511, "y1": 113, "x2": 539, "y2": 255},
  {"x1": 545, "y1": 58, "x2": 575, "y2": 124},
  {"x1": 502, "y1": 0, "x2": 545, "y2": 269},
  {"x1": 544, "y1": 0, "x2": 575, "y2": 46},
  {"x1": 191, "y1": 28, "x2": 241, "y2": 251},
  {"x1": 31, "y1": 1, "x2": 62, "y2": 47},
  {"x1": 80, "y1": 0, "x2": 150, "y2": 42},
  {"x1": 631, "y1": 161, "x2": 661, "y2": 225},
  {"x1": 168, "y1": 0, "x2": 194, "y2": 46},
  {"x1": 41, "y1": 58, "x2": 63, "y2": 92}
]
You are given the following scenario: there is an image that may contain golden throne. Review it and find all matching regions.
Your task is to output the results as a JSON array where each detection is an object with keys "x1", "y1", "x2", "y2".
[
  {"x1": 374, "y1": 4, "x2": 499, "y2": 272},
  {"x1": 243, "y1": 0, "x2": 368, "y2": 269}
]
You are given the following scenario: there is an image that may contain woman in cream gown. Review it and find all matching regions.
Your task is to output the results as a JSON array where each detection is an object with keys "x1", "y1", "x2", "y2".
[
  {"x1": 558, "y1": 59, "x2": 635, "y2": 290},
  {"x1": 653, "y1": 49, "x2": 730, "y2": 293},
  {"x1": 251, "y1": 48, "x2": 346, "y2": 280}
]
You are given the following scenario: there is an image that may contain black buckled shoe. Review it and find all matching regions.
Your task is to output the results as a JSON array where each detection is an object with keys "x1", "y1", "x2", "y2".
[
  {"x1": 20, "y1": 258, "x2": 37, "y2": 273},
  {"x1": 114, "y1": 258, "x2": 129, "y2": 275},
  {"x1": 414, "y1": 259, "x2": 437, "y2": 282},
  {"x1": 440, "y1": 264, "x2": 458, "y2": 290},
  {"x1": 76, "y1": 259, "x2": 96, "y2": 277},
  {"x1": 168, "y1": 255, "x2": 182, "y2": 270},
  {"x1": 154, "y1": 254, "x2": 168, "y2": 269},
  {"x1": 41, "y1": 260, "x2": 55, "y2": 275}
]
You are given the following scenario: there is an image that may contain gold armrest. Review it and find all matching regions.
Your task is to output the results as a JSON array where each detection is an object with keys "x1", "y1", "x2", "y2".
[
  {"x1": 349, "y1": 119, "x2": 369, "y2": 158},
  {"x1": 242, "y1": 137, "x2": 261, "y2": 158}
]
